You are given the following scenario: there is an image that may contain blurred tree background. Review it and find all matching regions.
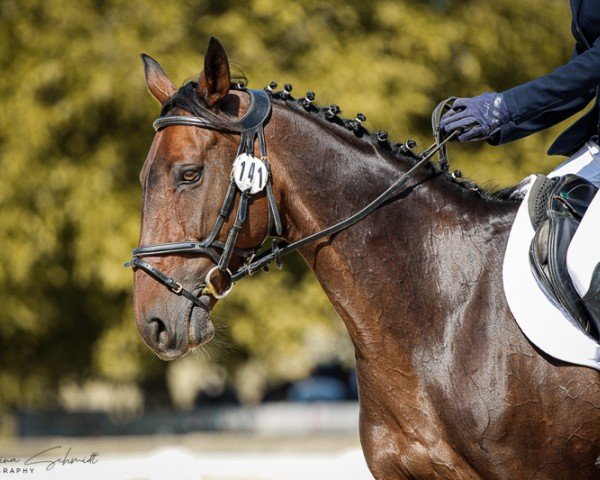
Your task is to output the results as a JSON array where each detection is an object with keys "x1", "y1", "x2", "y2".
[{"x1": 0, "y1": 0, "x2": 578, "y2": 416}]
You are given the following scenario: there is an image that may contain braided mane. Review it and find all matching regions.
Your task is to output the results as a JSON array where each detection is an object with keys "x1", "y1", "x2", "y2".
[
  {"x1": 161, "y1": 79, "x2": 522, "y2": 205},
  {"x1": 265, "y1": 84, "x2": 521, "y2": 204}
]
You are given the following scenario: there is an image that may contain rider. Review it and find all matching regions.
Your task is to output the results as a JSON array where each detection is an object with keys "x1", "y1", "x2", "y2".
[{"x1": 440, "y1": 0, "x2": 600, "y2": 309}]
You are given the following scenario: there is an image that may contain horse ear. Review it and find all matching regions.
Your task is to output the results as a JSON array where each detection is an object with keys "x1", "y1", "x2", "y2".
[
  {"x1": 141, "y1": 53, "x2": 177, "y2": 105},
  {"x1": 197, "y1": 37, "x2": 231, "y2": 107}
]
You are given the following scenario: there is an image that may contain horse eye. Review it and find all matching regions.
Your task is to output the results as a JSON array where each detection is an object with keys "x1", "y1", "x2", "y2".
[{"x1": 181, "y1": 169, "x2": 201, "y2": 183}]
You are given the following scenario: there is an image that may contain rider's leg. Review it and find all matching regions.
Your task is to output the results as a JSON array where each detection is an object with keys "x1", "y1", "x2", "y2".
[
  {"x1": 567, "y1": 191, "x2": 600, "y2": 297},
  {"x1": 551, "y1": 139, "x2": 600, "y2": 185}
]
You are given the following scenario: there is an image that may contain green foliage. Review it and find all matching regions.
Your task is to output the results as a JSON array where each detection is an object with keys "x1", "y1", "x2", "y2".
[{"x1": 0, "y1": 0, "x2": 575, "y2": 408}]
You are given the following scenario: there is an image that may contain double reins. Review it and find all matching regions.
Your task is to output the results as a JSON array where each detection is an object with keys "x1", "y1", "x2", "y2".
[{"x1": 128, "y1": 89, "x2": 456, "y2": 305}]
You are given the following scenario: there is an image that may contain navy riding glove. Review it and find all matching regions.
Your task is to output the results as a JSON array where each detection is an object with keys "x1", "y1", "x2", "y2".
[{"x1": 439, "y1": 92, "x2": 512, "y2": 142}]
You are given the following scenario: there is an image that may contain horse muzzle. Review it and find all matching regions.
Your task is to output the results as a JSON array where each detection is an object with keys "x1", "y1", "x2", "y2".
[{"x1": 141, "y1": 290, "x2": 215, "y2": 361}]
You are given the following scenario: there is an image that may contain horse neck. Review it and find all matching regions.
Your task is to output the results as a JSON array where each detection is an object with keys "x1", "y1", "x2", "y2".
[{"x1": 266, "y1": 102, "x2": 518, "y2": 360}]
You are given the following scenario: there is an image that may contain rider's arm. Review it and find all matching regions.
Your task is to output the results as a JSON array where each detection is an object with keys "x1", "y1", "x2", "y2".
[
  {"x1": 488, "y1": 90, "x2": 596, "y2": 146},
  {"x1": 503, "y1": 38, "x2": 600, "y2": 125}
]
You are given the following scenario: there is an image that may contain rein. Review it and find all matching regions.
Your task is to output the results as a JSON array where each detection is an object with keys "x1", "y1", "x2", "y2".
[
  {"x1": 232, "y1": 131, "x2": 457, "y2": 281},
  {"x1": 127, "y1": 89, "x2": 456, "y2": 308},
  {"x1": 235, "y1": 97, "x2": 459, "y2": 281}
]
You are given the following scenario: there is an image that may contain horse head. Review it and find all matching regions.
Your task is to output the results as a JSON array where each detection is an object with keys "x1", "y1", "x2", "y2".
[{"x1": 133, "y1": 38, "x2": 272, "y2": 360}]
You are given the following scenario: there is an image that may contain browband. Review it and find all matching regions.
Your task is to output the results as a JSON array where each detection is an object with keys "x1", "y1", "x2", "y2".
[{"x1": 152, "y1": 89, "x2": 272, "y2": 133}]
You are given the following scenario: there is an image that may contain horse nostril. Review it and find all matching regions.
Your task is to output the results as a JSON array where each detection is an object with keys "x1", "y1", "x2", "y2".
[{"x1": 148, "y1": 317, "x2": 170, "y2": 346}]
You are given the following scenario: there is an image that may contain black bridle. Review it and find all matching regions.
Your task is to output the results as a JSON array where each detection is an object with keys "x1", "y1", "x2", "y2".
[
  {"x1": 127, "y1": 90, "x2": 457, "y2": 311},
  {"x1": 127, "y1": 88, "x2": 281, "y2": 312}
]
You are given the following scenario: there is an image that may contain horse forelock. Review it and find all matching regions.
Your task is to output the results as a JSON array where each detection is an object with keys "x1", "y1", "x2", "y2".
[{"x1": 159, "y1": 82, "x2": 240, "y2": 132}]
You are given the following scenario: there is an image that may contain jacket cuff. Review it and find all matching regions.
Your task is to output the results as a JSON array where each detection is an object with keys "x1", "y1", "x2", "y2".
[
  {"x1": 502, "y1": 89, "x2": 522, "y2": 123},
  {"x1": 487, "y1": 123, "x2": 512, "y2": 146}
]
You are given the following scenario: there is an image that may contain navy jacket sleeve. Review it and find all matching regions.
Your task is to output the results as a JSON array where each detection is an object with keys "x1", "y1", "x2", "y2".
[
  {"x1": 488, "y1": 89, "x2": 595, "y2": 146},
  {"x1": 503, "y1": 36, "x2": 600, "y2": 124}
]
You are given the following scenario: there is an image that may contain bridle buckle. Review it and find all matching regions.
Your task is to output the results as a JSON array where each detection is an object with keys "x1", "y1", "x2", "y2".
[{"x1": 171, "y1": 282, "x2": 183, "y2": 294}]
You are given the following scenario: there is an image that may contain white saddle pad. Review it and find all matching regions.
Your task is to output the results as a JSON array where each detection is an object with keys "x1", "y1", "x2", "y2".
[{"x1": 503, "y1": 141, "x2": 600, "y2": 371}]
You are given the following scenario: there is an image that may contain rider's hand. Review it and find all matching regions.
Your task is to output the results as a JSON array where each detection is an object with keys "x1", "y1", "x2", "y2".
[{"x1": 440, "y1": 92, "x2": 511, "y2": 142}]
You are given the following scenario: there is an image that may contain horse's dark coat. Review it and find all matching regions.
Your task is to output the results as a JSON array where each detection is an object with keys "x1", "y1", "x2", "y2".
[{"x1": 133, "y1": 39, "x2": 600, "y2": 479}]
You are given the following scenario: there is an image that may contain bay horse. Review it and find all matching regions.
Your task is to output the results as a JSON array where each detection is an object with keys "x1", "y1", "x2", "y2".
[{"x1": 131, "y1": 38, "x2": 600, "y2": 479}]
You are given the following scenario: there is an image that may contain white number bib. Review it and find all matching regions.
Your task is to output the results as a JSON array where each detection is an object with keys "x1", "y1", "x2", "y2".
[{"x1": 232, "y1": 153, "x2": 268, "y2": 194}]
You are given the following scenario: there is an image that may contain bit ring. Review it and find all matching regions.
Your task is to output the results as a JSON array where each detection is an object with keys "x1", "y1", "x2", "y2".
[{"x1": 202, "y1": 266, "x2": 234, "y2": 299}]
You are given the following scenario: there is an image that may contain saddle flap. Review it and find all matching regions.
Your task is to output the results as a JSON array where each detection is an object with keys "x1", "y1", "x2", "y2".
[{"x1": 503, "y1": 164, "x2": 600, "y2": 370}]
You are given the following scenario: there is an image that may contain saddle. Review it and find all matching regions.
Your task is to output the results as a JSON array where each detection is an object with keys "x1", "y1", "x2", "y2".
[{"x1": 528, "y1": 174, "x2": 600, "y2": 339}]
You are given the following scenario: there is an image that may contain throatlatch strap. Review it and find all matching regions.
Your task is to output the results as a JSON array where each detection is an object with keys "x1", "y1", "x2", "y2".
[
  {"x1": 265, "y1": 159, "x2": 282, "y2": 236},
  {"x1": 257, "y1": 128, "x2": 282, "y2": 236}
]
